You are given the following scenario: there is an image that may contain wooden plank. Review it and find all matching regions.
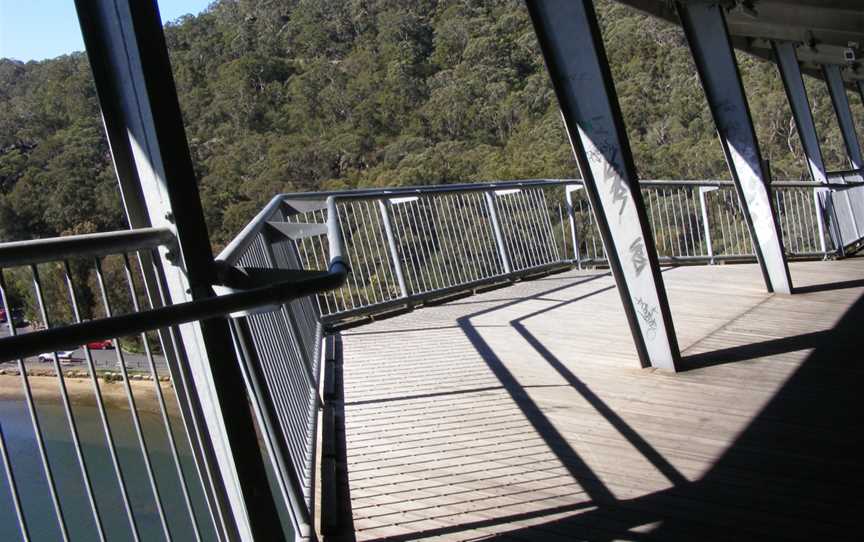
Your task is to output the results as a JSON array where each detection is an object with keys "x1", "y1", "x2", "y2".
[{"x1": 335, "y1": 259, "x2": 864, "y2": 540}]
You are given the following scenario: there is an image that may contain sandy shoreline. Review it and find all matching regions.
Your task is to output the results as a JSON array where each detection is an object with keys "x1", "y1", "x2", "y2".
[{"x1": 0, "y1": 373, "x2": 180, "y2": 415}]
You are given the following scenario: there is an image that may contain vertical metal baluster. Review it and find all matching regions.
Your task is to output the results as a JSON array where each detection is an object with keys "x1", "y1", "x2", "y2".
[
  {"x1": 470, "y1": 192, "x2": 502, "y2": 277},
  {"x1": 92, "y1": 258, "x2": 173, "y2": 542},
  {"x1": 438, "y1": 195, "x2": 466, "y2": 283},
  {"x1": 512, "y1": 191, "x2": 540, "y2": 267},
  {"x1": 466, "y1": 193, "x2": 493, "y2": 277},
  {"x1": 0, "y1": 270, "x2": 68, "y2": 541},
  {"x1": 338, "y1": 203, "x2": 364, "y2": 305},
  {"x1": 30, "y1": 264, "x2": 106, "y2": 541},
  {"x1": 0, "y1": 415, "x2": 29, "y2": 541},
  {"x1": 698, "y1": 188, "x2": 713, "y2": 261},
  {"x1": 377, "y1": 200, "x2": 409, "y2": 299},
  {"x1": 783, "y1": 190, "x2": 795, "y2": 254},
  {"x1": 792, "y1": 190, "x2": 806, "y2": 254},
  {"x1": 351, "y1": 202, "x2": 379, "y2": 305},
  {"x1": 504, "y1": 195, "x2": 529, "y2": 270},
  {"x1": 485, "y1": 192, "x2": 513, "y2": 275},
  {"x1": 477, "y1": 192, "x2": 503, "y2": 275},
  {"x1": 800, "y1": 189, "x2": 818, "y2": 252},
  {"x1": 464, "y1": 192, "x2": 487, "y2": 279},
  {"x1": 317, "y1": 207, "x2": 343, "y2": 312},
  {"x1": 558, "y1": 203, "x2": 568, "y2": 261},
  {"x1": 316, "y1": 221, "x2": 352, "y2": 311},
  {"x1": 365, "y1": 200, "x2": 397, "y2": 301},
  {"x1": 121, "y1": 254, "x2": 203, "y2": 541},
  {"x1": 510, "y1": 193, "x2": 534, "y2": 269},
  {"x1": 681, "y1": 188, "x2": 695, "y2": 256},
  {"x1": 688, "y1": 189, "x2": 703, "y2": 257},
  {"x1": 353, "y1": 201, "x2": 381, "y2": 305},
  {"x1": 675, "y1": 190, "x2": 692, "y2": 257},
  {"x1": 564, "y1": 187, "x2": 580, "y2": 265},
  {"x1": 336, "y1": 206, "x2": 364, "y2": 307},
  {"x1": 429, "y1": 196, "x2": 455, "y2": 288},
  {"x1": 661, "y1": 190, "x2": 679, "y2": 257},
  {"x1": 401, "y1": 201, "x2": 429, "y2": 291},
  {"x1": 812, "y1": 187, "x2": 829, "y2": 255},
  {"x1": 403, "y1": 202, "x2": 431, "y2": 292},
  {"x1": 447, "y1": 194, "x2": 474, "y2": 284},
  {"x1": 538, "y1": 189, "x2": 562, "y2": 262},
  {"x1": 451, "y1": 194, "x2": 480, "y2": 282},
  {"x1": 663, "y1": 189, "x2": 681, "y2": 256},
  {"x1": 725, "y1": 190, "x2": 739, "y2": 255},
  {"x1": 415, "y1": 198, "x2": 446, "y2": 290},
  {"x1": 717, "y1": 190, "x2": 731, "y2": 256},
  {"x1": 143, "y1": 252, "x2": 226, "y2": 540},
  {"x1": 422, "y1": 198, "x2": 448, "y2": 290},
  {"x1": 358, "y1": 201, "x2": 388, "y2": 303},
  {"x1": 518, "y1": 189, "x2": 545, "y2": 266},
  {"x1": 392, "y1": 202, "x2": 421, "y2": 295},
  {"x1": 60, "y1": 261, "x2": 141, "y2": 541},
  {"x1": 775, "y1": 191, "x2": 787, "y2": 251},
  {"x1": 430, "y1": 196, "x2": 460, "y2": 286},
  {"x1": 653, "y1": 190, "x2": 669, "y2": 254}
]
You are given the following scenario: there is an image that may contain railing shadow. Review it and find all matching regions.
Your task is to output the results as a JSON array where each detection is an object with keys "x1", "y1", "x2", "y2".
[{"x1": 486, "y1": 289, "x2": 864, "y2": 541}]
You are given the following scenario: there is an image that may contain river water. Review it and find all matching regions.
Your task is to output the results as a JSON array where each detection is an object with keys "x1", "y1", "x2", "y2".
[{"x1": 0, "y1": 398, "x2": 217, "y2": 541}]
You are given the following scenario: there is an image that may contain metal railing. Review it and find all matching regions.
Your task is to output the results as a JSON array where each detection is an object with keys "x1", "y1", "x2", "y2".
[
  {"x1": 215, "y1": 197, "x2": 346, "y2": 540},
  {"x1": 0, "y1": 199, "x2": 347, "y2": 541},
  {"x1": 0, "y1": 177, "x2": 853, "y2": 541},
  {"x1": 0, "y1": 229, "x2": 219, "y2": 541},
  {"x1": 251, "y1": 179, "x2": 835, "y2": 323}
]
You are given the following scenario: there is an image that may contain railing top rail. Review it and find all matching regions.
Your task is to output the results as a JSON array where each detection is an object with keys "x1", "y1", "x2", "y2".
[
  {"x1": 0, "y1": 227, "x2": 175, "y2": 268},
  {"x1": 276, "y1": 178, "x2": 581, "y2": 201}
]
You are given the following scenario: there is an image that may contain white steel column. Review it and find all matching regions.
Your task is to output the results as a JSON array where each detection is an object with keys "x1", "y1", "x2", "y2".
[
  {"x1": 527, "y1": 0, "x2": 680, "y2": 371},
  {"x1": 677, "y1": 1, "x2": 792, "y2": 294}
]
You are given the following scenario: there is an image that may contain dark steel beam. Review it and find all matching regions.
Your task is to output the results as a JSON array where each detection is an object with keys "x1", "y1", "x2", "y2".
[
  {"x1": 526, "y1": 0, "x2": 681, "y2": 371},
  {"x1": 74, "y1": 1, "x2": 287, "y2": 539},
  {"x1": 825, "y1": 64, "x2": 864, "y2": 170},
  {"x1": 677, "y1": 0, "x2": 792, "y2": 294},
  {"x1": 773, "y1": 41, "x2": 843, "y2": 252}
]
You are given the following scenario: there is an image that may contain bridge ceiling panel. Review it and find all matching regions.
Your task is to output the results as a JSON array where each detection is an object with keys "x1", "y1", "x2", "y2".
[{"x1": 615, "y1": 0, "x2": 864, "y2": 85}]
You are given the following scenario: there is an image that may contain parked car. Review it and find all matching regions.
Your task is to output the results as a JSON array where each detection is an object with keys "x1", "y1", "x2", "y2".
[
  {"x1": 86, "y1": 339, "x2": 114, "y2": 350},
  {"x1": 37, "y1": 351, "x2": 75, "y2": 362}
]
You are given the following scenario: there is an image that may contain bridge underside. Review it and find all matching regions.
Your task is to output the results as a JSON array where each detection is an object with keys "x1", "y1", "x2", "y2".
[{"x1": 331, "y1": 258, "x2": 864, "y2": 541}]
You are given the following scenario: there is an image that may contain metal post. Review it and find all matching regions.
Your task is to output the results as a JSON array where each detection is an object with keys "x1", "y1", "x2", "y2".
[
  {"x1": 698, "y1": 186, "x2": 716, "y2": 264},
  {"x1": 378, "y1": 200, "x2": 409, "y2": 297},
  {"x1": 774, "y1": 42, "x2": 830, "y2": 184},
  {"x1": 773, "y1": 41, "x2": 845, "y2": 254},
  {"x1": 484, "y1": 191, "x2": 513, "y2": 275},
  {"x1": 74, "y1": 1, "x2": 285, "y2": 540},
  {"x1": 527, "y1": 0, "x2": 680, "y2": 371},
  {"x1": 565, "y1": 185, "x2": 583, "y2": 267},
  {"x1": 824, "y1": 64, "x2": 864, "y2": 170},
  {"x1": 677, "y1": 0, "x2": 792, "y2": 294}
]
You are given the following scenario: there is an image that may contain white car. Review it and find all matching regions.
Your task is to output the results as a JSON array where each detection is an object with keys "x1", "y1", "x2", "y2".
[{"x1": 37, "y1": 351, "x2": 74, "y2": 362}]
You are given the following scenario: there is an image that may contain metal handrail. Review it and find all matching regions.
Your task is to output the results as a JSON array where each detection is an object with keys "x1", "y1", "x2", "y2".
[
  {"x1": 0, "y1": 198, "x2": 347, "y2": 363},
  {"x1": 0, "y1": 227, "x2": 175, "y2": 267}
]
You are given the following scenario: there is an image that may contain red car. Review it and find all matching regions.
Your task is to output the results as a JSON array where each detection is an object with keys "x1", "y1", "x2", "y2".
[{"x1": 86, "y1": 339, "x2": 115, "y2": 350}]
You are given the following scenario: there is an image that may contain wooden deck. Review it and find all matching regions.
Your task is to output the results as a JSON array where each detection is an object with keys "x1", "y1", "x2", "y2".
[{"x1": 332, "y1": 258, "x2": 864, "y2": 541}]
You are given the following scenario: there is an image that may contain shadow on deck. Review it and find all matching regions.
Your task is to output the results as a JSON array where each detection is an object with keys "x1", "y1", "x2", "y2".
[{"x1": 331, "y1": 259, "x2": 864, "y2": 541}]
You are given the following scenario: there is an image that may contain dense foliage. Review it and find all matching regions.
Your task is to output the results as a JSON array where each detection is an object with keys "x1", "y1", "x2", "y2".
[{"x1": 1, "y1": 0, "x2": 861, "y2": 251}]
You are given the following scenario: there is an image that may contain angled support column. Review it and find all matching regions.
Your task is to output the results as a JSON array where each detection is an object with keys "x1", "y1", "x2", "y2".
[
  {"x1": 773, "y1": 41, "x2": 843, "y2": 252},
  {"x1": 75, "y1": 1, "x2": 285, "y2": 540},
  {"x1": 824, "y1": 65, "x2": 864, "y2": 170},
  {"x1": 677, "y1": 1, "x2": 792, "y2": 294},
  {"x1": 527, "y1": 0, "x2": 680, "y2": 371}
]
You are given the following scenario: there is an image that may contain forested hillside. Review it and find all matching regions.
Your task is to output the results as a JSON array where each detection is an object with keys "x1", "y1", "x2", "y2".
[{"x1": 0, "y1": 0, "x2": 860, "y2": 249}]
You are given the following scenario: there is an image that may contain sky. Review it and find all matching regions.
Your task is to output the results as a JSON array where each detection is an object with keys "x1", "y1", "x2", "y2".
[{"x1": 0, "y1": 0, "x2": 213, "y2": 61}]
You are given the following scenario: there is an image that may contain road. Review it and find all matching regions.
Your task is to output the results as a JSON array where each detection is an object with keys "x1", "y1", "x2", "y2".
[{"x1": 0, "y1": 324, "x2": 167, "y2": 372}]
